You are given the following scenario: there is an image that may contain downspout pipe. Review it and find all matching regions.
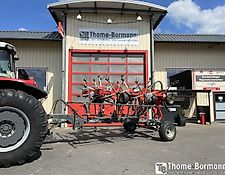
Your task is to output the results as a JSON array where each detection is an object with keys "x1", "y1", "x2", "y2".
[
  {"x1": 62, "y1": 12, "x2": 67, "y2": 113},
  {"x1": 149, "y1": 15, "x2": 155, "y2": 87}
]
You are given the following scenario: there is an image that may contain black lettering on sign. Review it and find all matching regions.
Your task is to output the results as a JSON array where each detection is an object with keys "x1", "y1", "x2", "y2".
[{"x1": 196, "y1": 75, "x2": 225, "y2": 82}]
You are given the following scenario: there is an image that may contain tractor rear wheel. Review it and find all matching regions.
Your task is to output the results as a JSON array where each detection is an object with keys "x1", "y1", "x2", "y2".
[
  {"x1": 159, "y1": 121, "x2": 176, "y2": 141},
  {"x1": 0, "y1": 89, "x2": 48, "y2": 167}
]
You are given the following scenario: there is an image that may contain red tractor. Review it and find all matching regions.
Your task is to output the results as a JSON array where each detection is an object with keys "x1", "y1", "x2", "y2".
[{"x1": 0, "y1": 42, "x2": 48, "y2": 167}]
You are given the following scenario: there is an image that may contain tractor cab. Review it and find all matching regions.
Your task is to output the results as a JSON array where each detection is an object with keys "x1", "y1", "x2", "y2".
[{"x1": 0, "y1": 42, "x2": 19, "y2": 78}]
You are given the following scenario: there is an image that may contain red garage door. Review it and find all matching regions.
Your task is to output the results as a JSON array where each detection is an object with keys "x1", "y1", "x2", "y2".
[{"x1": 68, "y1": 50, "x2": 148, "y2": 113}]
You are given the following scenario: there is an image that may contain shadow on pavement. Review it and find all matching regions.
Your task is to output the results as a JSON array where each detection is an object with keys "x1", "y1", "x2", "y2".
[{"x1": 43, "y1": 127, "x2": 164, "y2": 148}]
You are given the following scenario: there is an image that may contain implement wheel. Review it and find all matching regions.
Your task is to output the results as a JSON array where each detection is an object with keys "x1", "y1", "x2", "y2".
[
  {"x1": 177, "y1": 116, "x2": 187, "y2": 127},
  {"x1": 159, "y1": 121, "x2": 176, "y2": 141},
  {"x1": 0, "y1": 89, "x2": 48, "y2": 167},
  {"x1": 123, "y1": 118, "x2": 138, "y2": 133}
]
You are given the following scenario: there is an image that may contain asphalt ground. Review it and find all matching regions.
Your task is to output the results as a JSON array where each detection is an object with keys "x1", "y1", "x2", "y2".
[{"x1": 2, "y1": 123, "x2": 225, "y2": 175}]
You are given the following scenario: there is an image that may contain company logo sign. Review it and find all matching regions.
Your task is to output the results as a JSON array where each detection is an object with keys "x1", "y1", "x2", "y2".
[
  {"x1": 196, "y1": 75, "x2": 225, "y2": 82},
  {"x1": 79, "y1": 28, "x2": 139, "y2": 45},
  {"x1": 155, "y1": 162, "x2": 225, "y2": 174},
  {"x1": 155, "y1": 163, "x2": 167, "y2": 174}
]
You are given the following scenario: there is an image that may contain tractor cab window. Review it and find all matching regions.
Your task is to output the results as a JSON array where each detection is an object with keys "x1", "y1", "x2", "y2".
[
  {"x1": 17, "y1": 68, "x2": 47, "y2": 91},
  {"x1": 0, "y1": 49, "x2": 12, "y2": 73}
]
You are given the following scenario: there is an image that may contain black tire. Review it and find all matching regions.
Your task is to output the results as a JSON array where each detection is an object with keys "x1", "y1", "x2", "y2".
[
  {"x1": 0, "y1": 89, "x2": 48, "y2": 167},
  {"x1": 159, "y1": 121, "x2": 176, "y2": 141},
  {"x1": 176, "y1": 116, "x2": 187, "y2": 127},
  {"x1": 123, "y1": 118, "x2": 138, "y2": 133}
]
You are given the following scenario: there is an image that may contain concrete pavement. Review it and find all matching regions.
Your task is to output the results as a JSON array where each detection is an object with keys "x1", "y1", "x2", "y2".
[{"x1": 2, "y1": 123, "x2": 225, "y2": 175}]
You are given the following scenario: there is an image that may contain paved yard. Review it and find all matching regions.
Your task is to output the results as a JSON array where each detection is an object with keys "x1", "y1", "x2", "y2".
[{"x1": 2, "y1": 123, "x2": 225, "y2": 175}]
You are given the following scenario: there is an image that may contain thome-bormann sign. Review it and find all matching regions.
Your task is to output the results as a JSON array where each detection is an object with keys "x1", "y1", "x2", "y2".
[{"x1": 79, "y1": 28, "x2": 139, "y2": 45}]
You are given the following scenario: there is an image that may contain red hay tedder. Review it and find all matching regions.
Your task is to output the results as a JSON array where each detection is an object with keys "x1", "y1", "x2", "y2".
[{"x1": 59, "y1": 75, "x2": 177, "y2": 142}]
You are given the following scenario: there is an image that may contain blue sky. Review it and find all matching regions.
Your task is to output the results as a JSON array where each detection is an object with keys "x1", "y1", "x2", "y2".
[{"x1": 0, "y1": 0, "x2": 225, "y2": 34}]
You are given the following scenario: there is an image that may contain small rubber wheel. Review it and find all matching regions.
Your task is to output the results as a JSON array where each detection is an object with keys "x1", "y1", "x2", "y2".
[
  {"x1": 176, "y1": 116, "x2": 187, "y2": 127},
  {"x1": 123, "y1": 118, "x2": 137, "y2": 133},
  {"x1": 0, "y1": 89, "x2": 48, "y2": 167},
  {"x1": 159, "y1": 121, "x2": 176, "y2": 141}
]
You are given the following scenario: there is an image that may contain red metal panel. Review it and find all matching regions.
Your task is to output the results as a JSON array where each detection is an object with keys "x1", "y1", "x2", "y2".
[
  {"x1": 68, "y1": 49, "x2": 73, "y2": 102},
  {"x1": 72, "y1": 62, "x2": 143, "y2": 65},
  {"x1": 144, "y1": 51, "x2": 149, "y2": 87}
]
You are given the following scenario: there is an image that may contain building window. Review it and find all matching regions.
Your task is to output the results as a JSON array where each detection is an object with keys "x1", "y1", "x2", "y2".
[
  {"x1": 17, "y1": 68, "x2": 47, "y2": 91},
  {"x1": 167, "y1": 68, "x2": 192, "y2": 90},
  {"x1": 167, "y1": 68, "x2": 195, "y2": 111}
]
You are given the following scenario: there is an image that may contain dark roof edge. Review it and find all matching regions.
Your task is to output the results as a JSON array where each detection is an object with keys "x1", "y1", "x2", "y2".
[
  {"x1": 154, "y1": 33, "x2": 225, "y2": 43},
  {"x1": 1, "y1": 38, "x2": 62, "y2": 41},
  {"x1": 155, "y1": 33, "x2": 225, "y2": 36},
  {"x1": 0, "y1": 31, "x2": 62, "y2": 41}
]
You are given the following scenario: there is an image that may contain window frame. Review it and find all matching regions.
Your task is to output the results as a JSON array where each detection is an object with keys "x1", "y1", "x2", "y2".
[
  {"x1": 16, "y1": 67, "x2": 48, "y2": 91},
  {"x1": 166, "y1": 68, "x2": 194, "y2": 90}
]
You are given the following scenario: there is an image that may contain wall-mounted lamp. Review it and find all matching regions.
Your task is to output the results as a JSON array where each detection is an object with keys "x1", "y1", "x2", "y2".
[
  {"x1": 106, "y1": 18, "x2": 113, "y2": 24},
  {"x1": 136, "y1": 15, "x2": 142, "y2": 22},
  {"x1": 76, "y1": 13, "x2": 82, "y2": 20}
]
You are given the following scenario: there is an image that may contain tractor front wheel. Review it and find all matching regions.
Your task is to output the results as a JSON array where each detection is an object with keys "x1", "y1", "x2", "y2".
[{"x1": 0, "y1": 89, "x2": 48, "y2": 167}]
